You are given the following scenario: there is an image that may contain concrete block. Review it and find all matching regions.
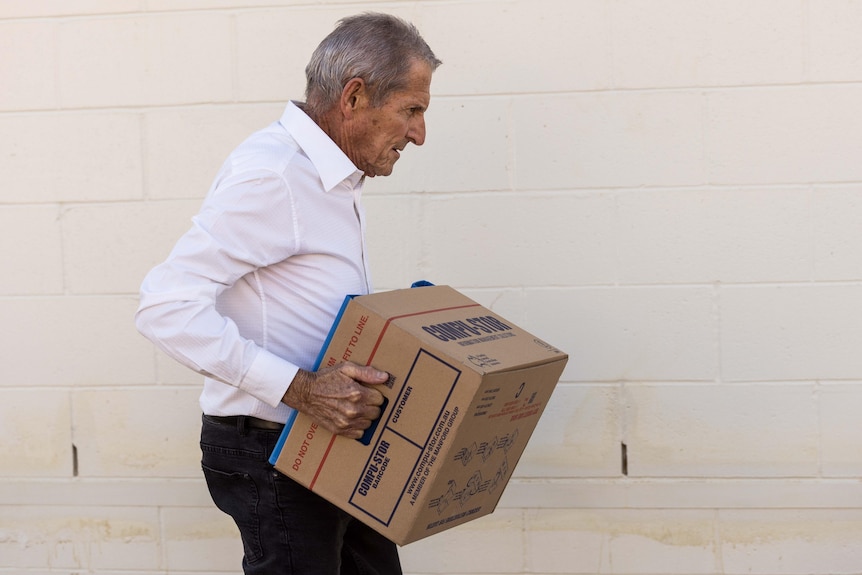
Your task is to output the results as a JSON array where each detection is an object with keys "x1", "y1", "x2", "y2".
[
  {"x1": 490, "y1": 287, "x2": 717, "y2": 383},
  {"x1": 456, "y1": 288, "x2": 521, "y2": 320},
  {"x1": 0, "y1": 1, "x2": 143, "y2": 18},
  {"x1": 371, "y1": 98, "x2": 512, "y2": 194},
  {"x1": 162, "y1": 506, "x2": 243, "y2": 572},
  {"x1": 721, "y1": 285, "x2": 862, "y2": 381},
  {"x1": 600, "y1": 509, "x2": 718, "y2": 574},
  {"x1": 0, "y1": 505, "x2": 159, "y2": 570},
  {"x1": 719, "y1": 509, "x2": 862, "y2": 575},
  {"x1": 148, "y1": 0, "x2": 310, "y2": 9},
  {"x1": 0, "y1": 112, "x2": 143, "y2": 203},
  {"x1": 399, "y1": 508, "x2": 523, "y2": 573},
  {"x1": 0, "y1": 477, "x2": 213, "y2": 507},
  {"x1": 813, "y1": 186, "x2": 862, "y2": 281},
  {"x1": 57, "y1": 16, "x2": 149, "y2": 108},
  {"x1": 614, "y1": 0, "x2": 804, "y2": 88},
  {"x1": 515, "y1": 384, "x2": 621, "y2": 478},
  {"x1": 57, "y1": 13, "x2": 232, "y2": 108},
  {"x1": 0, "y1": 20, "x2": 58, "y2": 110},
  {"x1": 417, "y1": 0, "x2": 612, "y2": 95},
  {"x1": 417, "y1": 192, "x2": 617, "y2": 288},
  {"x1": 72, "y1": 387, "x2": 202, "y2": 478},
  {"x1": 0, "y1": 296, "x2": 154, "y2": 386},
  {"x1": 363, "y1": 194, "x2": 424, "y2": 290},
  {"x1": 62, "y1": 200, "x2": 200, "y2": 295},
  {"x1": 501, "y1": 477, "x2": 862, "y2": 511},
  {"x1": 820, "y1": 383, "x2": 862, "y2": 477},
  {"x1": 612, "y1": 0, "x2": 710, "y2": 88},
  {"x1": 618, "y1": 188, "x2": 812, "y2": 284},
  {"x1": 624, "y1": 384, "x2": 819, "y2": 477},
  {"x1": 706, "y1": 85, "x2": 862, "y2": 185},
  {"x1": 0, "y1": 389, "x2": 72, "y2": 477},
  {"x1": 144, "y1": 105, "x2": 281, "y2": 200},
  {"x1": 0, "y1": 205, "x2": 64, "y2": 295},
  {"x1": 514, "y1": 92, "x2": 705, "y2": 189},
  {"x1": 809, "y1": 0, "x2": 862, "y2": 82},
  {"x1": 705, "y1": 0, "x2": 804, "y2": 86},
  {"x1": 523, "y1": 509, "x2": 606, "y2": 573},
  {"x1": 0, "y1": 570, "x2": 63, "y2": 575},
  {"x1": 497, "y1": 479, "x2": 619, "y2": 510},
  {"x1": 524, "y1": 508, "x2": 717, "y2": 574},
  {"x1": 235, "y1": 8, "x2": 340, "y2": 103}
]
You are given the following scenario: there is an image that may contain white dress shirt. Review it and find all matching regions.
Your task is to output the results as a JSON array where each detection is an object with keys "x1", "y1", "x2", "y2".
[{"x1": 136, "y1": 101, "x2": 372, "y2": 423}]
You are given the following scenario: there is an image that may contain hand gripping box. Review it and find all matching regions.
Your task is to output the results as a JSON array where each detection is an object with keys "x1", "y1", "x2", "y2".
[{"x1": 269, "y1": 285, "x2": 567, "y2": 545}]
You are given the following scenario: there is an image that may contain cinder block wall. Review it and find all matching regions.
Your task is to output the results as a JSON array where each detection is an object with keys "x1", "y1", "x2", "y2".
[{"x1": 2, "y1": 1, "x2": 862, "y2": 573}]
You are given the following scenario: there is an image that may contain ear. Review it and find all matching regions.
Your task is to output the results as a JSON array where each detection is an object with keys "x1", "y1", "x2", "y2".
[{"x1": 339, "y1": 77, "x2": 368, "y2": 119}]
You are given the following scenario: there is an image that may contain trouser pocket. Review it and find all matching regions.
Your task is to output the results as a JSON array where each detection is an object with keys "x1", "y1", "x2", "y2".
[{"x1": 201, "y1": 459, "x2": 263, "y2": 565}]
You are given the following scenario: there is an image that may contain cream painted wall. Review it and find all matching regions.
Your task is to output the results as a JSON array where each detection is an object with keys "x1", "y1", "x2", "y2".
[{"x1": 2, "y1": 0, "x2": 862, "y2": 573}]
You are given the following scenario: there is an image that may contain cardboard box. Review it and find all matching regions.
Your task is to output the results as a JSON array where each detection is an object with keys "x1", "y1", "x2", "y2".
[{"x1": 269, "y1": 285, "x2": 567, "y2": 545}]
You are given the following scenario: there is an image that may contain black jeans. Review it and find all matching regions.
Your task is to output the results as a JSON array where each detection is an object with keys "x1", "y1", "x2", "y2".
[{"x1": 200, "y1": 415, "x2": 403, "y2": 575}]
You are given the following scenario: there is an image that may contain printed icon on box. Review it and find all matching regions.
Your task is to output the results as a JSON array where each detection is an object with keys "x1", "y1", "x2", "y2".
[
  {"x1": 454, "y1": 442, "x2": 476, "y2": 466},
  {"x1": 478, "y1": 437, "x2": 498, "y2": 462},
  {"x1": 533, "y1": 338, "x2": 562, "y2": 354},
  {"x1": 429, "y1": 459, "x2": 512, "y2": 512},
  {"x1": 477, "y1": 430, "x2": 519, "y2": 463},
  {"x1": 460, "y1": 471, "x2": 485, "y2": 506},
  {"x1": 430, "y1": 480, "x2": 457, "y2": 515},
  {"x1": 489, "y1": 458, "x2": 509, "y2": 496},
  {"x1": 468, "y1": 354, "x2": 499, "y2": 369}
]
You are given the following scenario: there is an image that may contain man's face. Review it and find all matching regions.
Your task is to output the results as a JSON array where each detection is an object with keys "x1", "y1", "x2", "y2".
[{"x1": 343, "y1": 60, "x2": 433, "y2": 177}]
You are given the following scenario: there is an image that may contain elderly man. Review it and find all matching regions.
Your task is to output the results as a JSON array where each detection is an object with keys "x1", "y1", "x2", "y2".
[{"x1": 135, "y1": 13, "x2": 441, "y2": 574}]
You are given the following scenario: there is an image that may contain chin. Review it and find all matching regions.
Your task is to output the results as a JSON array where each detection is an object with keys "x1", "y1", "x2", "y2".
[{"x1": 371, "y1": 166, "x2": 395, "y2": 177}]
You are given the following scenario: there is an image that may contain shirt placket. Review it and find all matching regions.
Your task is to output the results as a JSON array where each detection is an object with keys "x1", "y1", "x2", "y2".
[{"x1": 352, "y1": 181, "x2": 372, "y2": 294}]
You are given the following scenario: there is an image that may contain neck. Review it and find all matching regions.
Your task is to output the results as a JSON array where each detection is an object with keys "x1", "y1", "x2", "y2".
[
  {"x1": 302, "y1": 103, "x2": 341, "y2": 147},
  {"x1": 305, "y1": 104, "x2": 358, "y2": 171}
]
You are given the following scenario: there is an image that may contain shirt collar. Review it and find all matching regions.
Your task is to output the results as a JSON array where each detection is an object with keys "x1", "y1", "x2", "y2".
[{"x1": 280, "y1": 101, "x2": 365, "y2": 191}]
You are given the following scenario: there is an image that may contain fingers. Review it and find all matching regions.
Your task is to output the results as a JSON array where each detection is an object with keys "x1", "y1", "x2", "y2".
[
  {"x1": 340, "y1": 394, "x2": 382, "y2": 422},
  {"x1": 282, "y1": 363, "x2": 389, "y2": 439},
  {"x1": 341, "y1": 362, "x2": 389, "y2": 385},
  {"x1": 325, "y1": 399, "x2": 382, "y2": 439},
  {"x1": 324, "y1": 408, "x2": 379, "y2": 439},
  {"x1": 363, "y1": 385, "x2": 385, "y2": 407}
]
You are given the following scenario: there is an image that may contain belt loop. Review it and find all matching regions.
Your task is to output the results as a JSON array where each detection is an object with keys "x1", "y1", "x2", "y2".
[{"x1": 237, "y1": 415, "x2": 250, "y2": 436}]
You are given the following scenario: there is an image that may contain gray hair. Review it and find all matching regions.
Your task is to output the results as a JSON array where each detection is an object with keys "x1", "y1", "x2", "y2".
[{"x1": 304, "y1": 13, "x2": 441, "y2": 115}]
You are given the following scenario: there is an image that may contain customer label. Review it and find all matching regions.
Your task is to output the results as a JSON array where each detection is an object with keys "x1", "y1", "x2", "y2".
[{"x1": 348, "y1": 349, "x2": 460, "y2": 526}]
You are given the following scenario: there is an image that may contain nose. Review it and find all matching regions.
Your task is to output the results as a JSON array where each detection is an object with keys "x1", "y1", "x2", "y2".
[{"x1": 407, "y1": 115, "x2": 426, "y2": 147}]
